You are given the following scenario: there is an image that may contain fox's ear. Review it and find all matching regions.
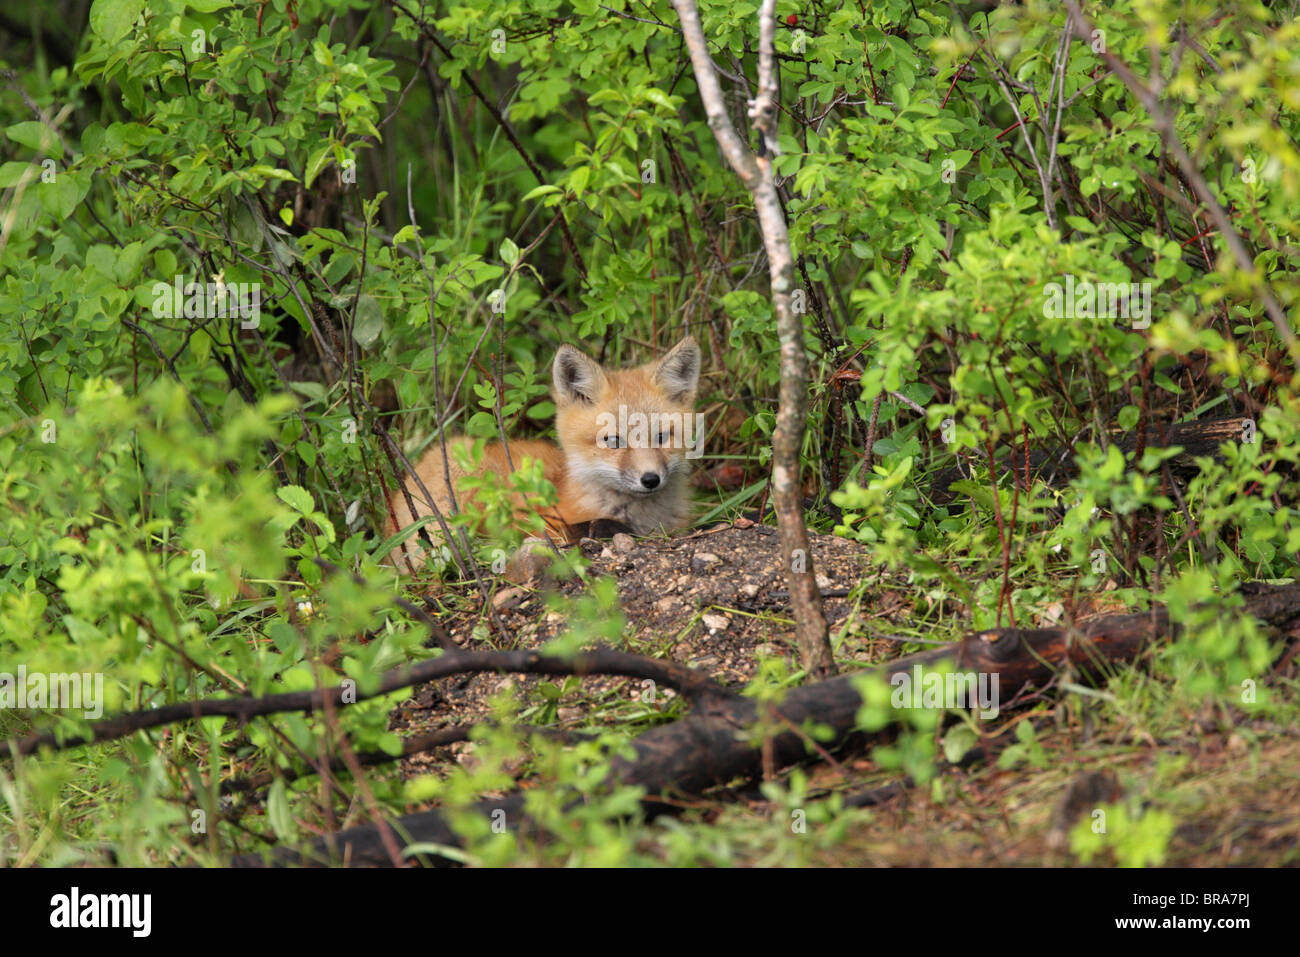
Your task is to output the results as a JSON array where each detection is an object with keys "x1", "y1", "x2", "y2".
[
  {"x1": 553, "y1": 344, "x2": 606, "y2": 405},
  {"x1": 651, "y1": 336, "x2": 700, "y2": 404}
]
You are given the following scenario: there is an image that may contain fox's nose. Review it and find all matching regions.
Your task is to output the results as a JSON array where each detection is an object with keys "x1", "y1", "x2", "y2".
[{"x1": 640, "y1": 472, "x2": 661, "y2": 490}]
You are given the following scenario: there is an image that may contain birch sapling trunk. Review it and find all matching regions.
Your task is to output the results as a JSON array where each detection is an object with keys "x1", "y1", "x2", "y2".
[{"x1": 670, "y1": 0, "x2": 837, "y2": 678}]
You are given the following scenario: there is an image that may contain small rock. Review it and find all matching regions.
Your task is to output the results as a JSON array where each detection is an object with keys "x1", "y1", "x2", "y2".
[
  {"x1": 655, "y1": 596, "x2": 683, "y2": 615},
  {"x1": 702, "y1": 613, "x2": 730, "y2": 632},
  {"x1": 451, "y1": 742, "x2": 479, "y2": 772},
  {"x1": 689, "y1": 654, "x2": 720, "y2": 669},
  {"x1": 599, "y1": 546, "x2": 615, "y2": 560},
  {"x1": 691, "y1": 551, "x2": 722, "y2": 573},
  {"x1": 815, "y1": 573, "x2": 833, "y2": 591},
  {"x1": 492, "y1": 586, "x2": 526, "y2": 610},
  {"x1": 1037, "y1": 602, "x2": 1064, "y2": 626},
  {"x1": 557, "y1": 707, "x2": 582, "y2": 722},
  {"x1": 756, "y1": 643, "x2": 779, "y2": 658},
  {"x1": 612, "y1": 533, "x2": 636, "y2": 554},
  {"x1": 740, "y1": 583, "x2": 760, "y2": 599},
  {"x1": 544, "y1": 611, "x2": 565, "y2": 626}
]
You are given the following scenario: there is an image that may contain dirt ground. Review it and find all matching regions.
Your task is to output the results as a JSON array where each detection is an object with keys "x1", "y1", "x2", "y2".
[
  {"x1": 387, "y1": 523, "x2": 1300, "y2": 866},
  {"x1": 392, "y1": 523, "x2": 906, "y2": 742}
]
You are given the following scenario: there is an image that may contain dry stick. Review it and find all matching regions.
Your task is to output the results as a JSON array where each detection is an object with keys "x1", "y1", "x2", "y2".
[
  {"x1": 670, "y1": 0, "x2": 835, "y2": 679},
  {"x1": 857, "y1": 392, "x2": 883, "y2": 484},
  {"x1": 398, "y1": 166, "x2": 505, "y2": 636},
  {"x1": 980, "y1": 51, "x2": 1056, "y2": 231},
  {"x1": 983, "y1": 433, "x2": 1015, "y2": 629},
  {"x1": 1063, "y1": 1, "x2": 1298, "y2": 361},
  {"x1": 1044, "y1": 22, "x2": 1076, "y2": 220},
  {"x1": 319, "y1": 676, "x2": 406, "y2": 868},
  {"x1": 0, "y1": 644, "x2": 735, "y2": 760}
]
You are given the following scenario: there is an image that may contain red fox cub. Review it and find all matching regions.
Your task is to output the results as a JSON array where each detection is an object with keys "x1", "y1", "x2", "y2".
[{"x1": 385, "y1": 336, "x2": 702, "y2": 574}]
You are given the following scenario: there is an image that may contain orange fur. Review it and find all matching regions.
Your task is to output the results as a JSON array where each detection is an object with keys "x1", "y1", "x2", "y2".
[{"x1": 385, "y1": 337, "x2": 701, "y2": 574}]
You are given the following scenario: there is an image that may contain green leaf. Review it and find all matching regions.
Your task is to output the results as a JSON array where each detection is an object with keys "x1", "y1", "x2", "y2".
[
  {"x1": 88, "y1": 0, "x2": 146, "y2": 45},
  {"x1": 351, "y1": 294, "x2": 384, "y2": 348},
  {"x1": 946, "y1": 149, "x2": 972, "y2": 171},
  {"x1": 304, "y1": 142, "x2": 334, "y2": 189},
  {"x1": 0, "y1": 161, "x2": 36, "y2": 188},
  {"x1": 943, "y1": 724, "x2": 978, "y2": 763},
  {"x1": 277, "y1": 485, "x2": 315, "y2": 514},
  {"x1": 287, "y1": 380, "x2": 326, "y2": 402},
  {"x1": 267, "y1": 779, "x2": 297, "y2": 841},
  {"x1": 5, "y1": 121, "x2": 62, "y2": 159}
]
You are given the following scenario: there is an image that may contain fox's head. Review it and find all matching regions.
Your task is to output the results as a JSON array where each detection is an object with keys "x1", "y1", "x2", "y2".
[{"x1": 552, "y1": 336, "x2": 701, "y2": 500}]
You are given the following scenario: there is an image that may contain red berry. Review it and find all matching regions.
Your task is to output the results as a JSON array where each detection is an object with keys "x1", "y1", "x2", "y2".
[{"x1": 786, "y1": 14, "x2": 798, "y2": 26}]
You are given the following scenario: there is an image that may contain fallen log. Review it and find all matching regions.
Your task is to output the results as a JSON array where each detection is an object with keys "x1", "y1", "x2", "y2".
[
  {"x1": 934, "y1": 416, "x2": 1259, "y2": 502},
  {"x1": 230, "y1": 580, "x2": 1300, "y2": 867}
]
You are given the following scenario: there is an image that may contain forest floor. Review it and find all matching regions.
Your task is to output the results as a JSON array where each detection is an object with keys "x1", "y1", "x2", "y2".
[{"x1": 387, "y1": 524, "x2": 1300, "y2": 866}]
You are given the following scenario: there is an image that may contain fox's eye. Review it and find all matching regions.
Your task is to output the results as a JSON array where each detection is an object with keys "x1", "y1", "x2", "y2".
[{"x1": 602, "y1": 434, "x2": 622, "y2": 449}]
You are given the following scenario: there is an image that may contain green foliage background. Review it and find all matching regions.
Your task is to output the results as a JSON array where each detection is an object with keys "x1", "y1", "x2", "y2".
[{"x1": 0, "y1": 0, "x2": 1296, "y2": 865}]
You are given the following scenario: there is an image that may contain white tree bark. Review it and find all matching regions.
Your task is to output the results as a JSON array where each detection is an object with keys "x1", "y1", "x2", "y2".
[{"x1": 671, "y1": 0, "x2": 836, "y2": 678}]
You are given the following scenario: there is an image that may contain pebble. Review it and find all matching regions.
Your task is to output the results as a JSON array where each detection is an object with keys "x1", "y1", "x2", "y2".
[
  {"x1": 691, "y1": 551, "x2": 722, "y2": 573},
  {"x1": 492, "y1": 586, "x2": 526, "y2": 610},
  {"x1": 612, "y1": 533, "x2": 636, "y2": 554},
  {"x1": 702, "y1": 613, "x2": 730, "y2": 632}
]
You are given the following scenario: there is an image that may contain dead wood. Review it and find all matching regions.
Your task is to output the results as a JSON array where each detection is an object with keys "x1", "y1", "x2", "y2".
[
  {"x1": 229, "y1": 580, "x2": 1300, "y2": 866},
  {"x1": 934, "y1": 416, "x2": 1258, "y2": 503}
]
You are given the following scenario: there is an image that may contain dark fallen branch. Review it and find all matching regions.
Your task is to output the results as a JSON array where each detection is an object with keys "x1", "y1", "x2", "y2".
[
  {"x1": 219, "y1": 723, "x2": 598, "y2": 795},
  {"x1": 934, "y1": 416, "x2": 1258, "y2": 503},
  {"x1": 0, "y1": 646, "x2": 736, "y2": 759},
  {"x1": 229, "y1": 580, "x2": 1300, "y2": 867}
]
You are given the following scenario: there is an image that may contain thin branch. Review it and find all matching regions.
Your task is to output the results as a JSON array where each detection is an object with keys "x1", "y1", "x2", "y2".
[{"x1": 0, "y1": 643, "x2": 736, "y2": 759}]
